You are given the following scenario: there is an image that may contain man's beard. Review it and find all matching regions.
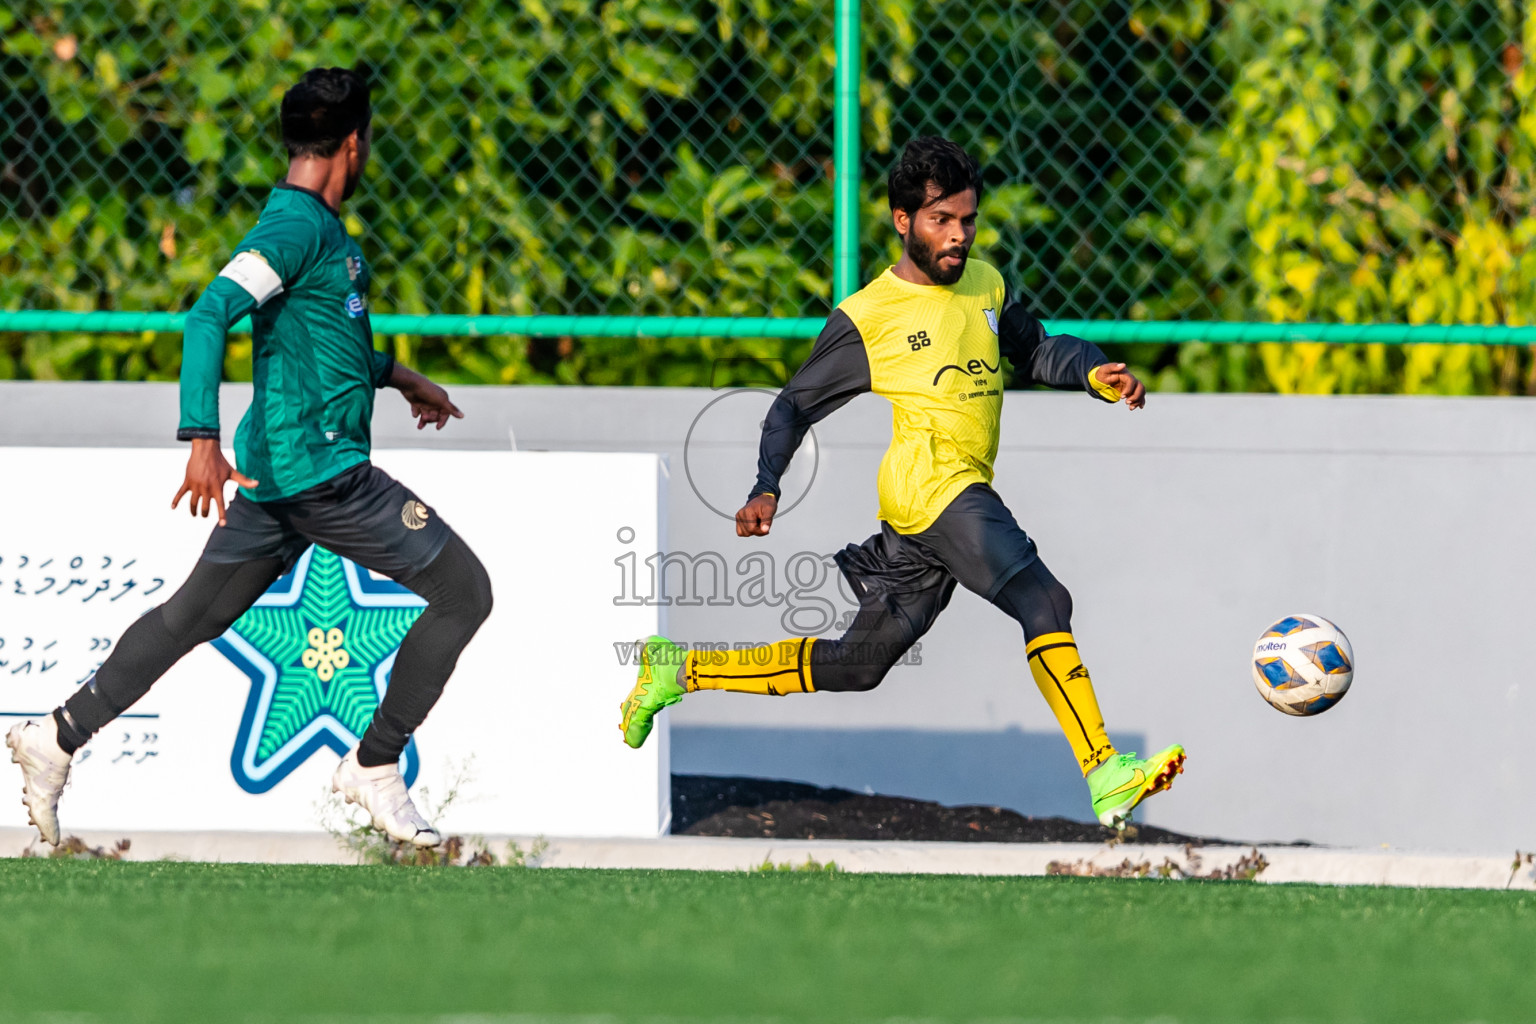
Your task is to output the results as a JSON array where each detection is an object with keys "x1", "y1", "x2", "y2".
[{"x1": 907, "y1": 231, "x2": 968, "y2": 285}]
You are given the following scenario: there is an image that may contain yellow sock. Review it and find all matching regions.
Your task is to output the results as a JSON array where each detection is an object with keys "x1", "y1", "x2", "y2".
[
  {"x1": 685, "y1": 638, "x2": 816, "y2": 695},
  {"x1": 1026, "y1": 632, "x2": 1116, "y2": 775}
]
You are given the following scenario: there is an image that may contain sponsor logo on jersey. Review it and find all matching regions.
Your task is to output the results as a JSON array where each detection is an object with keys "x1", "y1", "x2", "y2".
[
  {"x1": 932, "y1": 357, "x2": 1000, "y2": 386},
  {"x1": 983, "y1": 307, "x2": 999, "y2": 334},
  {"x1": 907, "y1": 330, "x2": 931, "y2": 352},
  {"x1": 344, "y1": 292, "x2": 366, "y2": 318},
  {"x1": 346, "y1": 255, "x2": 361, "y2": 281}
]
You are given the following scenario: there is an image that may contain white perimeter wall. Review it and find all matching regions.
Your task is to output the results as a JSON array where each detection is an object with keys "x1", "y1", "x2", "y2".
[{"x1": 3, "y1": 382, "x2": 1533, "y2": 853}]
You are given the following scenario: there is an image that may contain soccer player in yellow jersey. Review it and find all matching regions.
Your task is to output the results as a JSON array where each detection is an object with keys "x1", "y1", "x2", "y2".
[{"x1": 620, "y1": 137, "x2": 1185, "y2": 827}]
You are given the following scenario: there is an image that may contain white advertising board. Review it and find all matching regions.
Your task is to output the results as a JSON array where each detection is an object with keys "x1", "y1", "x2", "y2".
[{"x1": 0, "y1": 448, "x2": 668, "y2": 838}]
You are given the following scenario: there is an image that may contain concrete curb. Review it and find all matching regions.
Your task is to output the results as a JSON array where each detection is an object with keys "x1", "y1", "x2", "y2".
[{"x1": 4, "y1": 827, "x2": 1532, "y2": 890}]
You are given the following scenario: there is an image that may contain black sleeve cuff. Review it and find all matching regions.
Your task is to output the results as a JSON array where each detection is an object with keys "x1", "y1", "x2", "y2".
[{"x1": 177, "y1": 427, "x2": 220, "y2": 441}]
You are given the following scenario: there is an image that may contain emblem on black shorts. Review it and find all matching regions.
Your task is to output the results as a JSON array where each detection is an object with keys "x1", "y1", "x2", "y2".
[{"x1": 402, "y1": 500, "x2": 430, "y2": 530}]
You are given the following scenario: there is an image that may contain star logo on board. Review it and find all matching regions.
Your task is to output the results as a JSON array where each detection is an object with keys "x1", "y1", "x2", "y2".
[{"x1": 211, "y1": 546, "x2": 424, "y2": 794}]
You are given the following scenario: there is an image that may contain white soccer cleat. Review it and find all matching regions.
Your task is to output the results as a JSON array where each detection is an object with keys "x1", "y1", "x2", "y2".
[
  {"x1": 331, "y1": 750, "x2": 441, "y2": 847},
  {"x1": 6, "y1": 716, "x2": 73, "y2": 846}
]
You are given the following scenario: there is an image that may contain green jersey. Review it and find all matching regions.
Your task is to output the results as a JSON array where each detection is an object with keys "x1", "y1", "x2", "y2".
[{"x1": 179, "y1": 183, "x2": 394, "y2": 501}]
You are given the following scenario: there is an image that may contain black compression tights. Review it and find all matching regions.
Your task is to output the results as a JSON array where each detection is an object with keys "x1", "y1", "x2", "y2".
[
  {"x1": 809, "y1": 559, "x2": 1073, "y2": 692},
  {"x1": 989, "y1": 559, "x2": 1073, "y2": 642},
  {"x1": 356, "y1": 535, "x2": 493, "y2": 766},
  {"x1": 55, "y1": 533, "x2": 493, "y2": 766}
]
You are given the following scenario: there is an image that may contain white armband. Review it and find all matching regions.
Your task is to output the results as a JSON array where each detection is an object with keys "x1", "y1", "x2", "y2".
[{"x1": 217, "y1": 250, "x2": 285, "y2": 306}]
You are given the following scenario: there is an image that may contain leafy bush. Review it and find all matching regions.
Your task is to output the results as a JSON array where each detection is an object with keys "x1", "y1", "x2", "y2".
[{"x1": 6, "y1": 1, "x2": 1536, "y2": 393}]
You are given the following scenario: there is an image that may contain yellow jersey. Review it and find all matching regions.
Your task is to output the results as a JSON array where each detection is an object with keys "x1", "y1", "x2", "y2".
[{"x1": 752, "y1": 258, "x2": 1118, "y2": 534}]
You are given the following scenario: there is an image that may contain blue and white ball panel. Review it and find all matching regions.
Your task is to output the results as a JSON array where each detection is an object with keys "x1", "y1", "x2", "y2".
[
  {"x1": 1261, "y1": 615, "x2": 1319, "y2": 638},
  {"x1": 1301, "y1": 640, "x2": 1352, "y2": 675},
  {"x1": 1255, "y1": 656, "x2": 1306, "y2": 690},
  {"x1": 1251, "y1": 612, "x2": 1354, "y2": 717}
]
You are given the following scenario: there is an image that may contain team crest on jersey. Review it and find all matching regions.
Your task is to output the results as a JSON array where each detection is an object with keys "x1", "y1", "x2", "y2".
[
  {"x1": 344, "y1": 292, "x2": 366, "y2": 318},
  {"x1": 983, "y1": 307, "x2": 999, "y2": 335},
  {"x1": 346, "y1": 255, "x2": 361, "y2": 281}
]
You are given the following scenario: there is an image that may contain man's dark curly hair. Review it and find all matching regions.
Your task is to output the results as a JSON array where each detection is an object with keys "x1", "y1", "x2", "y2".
[
  {"x1": 280, "y1": 67, "x2": 371, "y2": 159},
  {"x1": 887, "y1": 137, "x2": 983, "y2": 219}
]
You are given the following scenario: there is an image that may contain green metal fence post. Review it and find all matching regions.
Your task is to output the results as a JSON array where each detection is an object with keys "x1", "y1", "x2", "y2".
[{"x1": 833, "y1": 0, "x2": 862, "y2": 305}]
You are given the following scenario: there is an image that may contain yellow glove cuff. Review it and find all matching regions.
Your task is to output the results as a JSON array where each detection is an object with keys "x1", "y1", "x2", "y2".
[{"x1": 1088, "y1": 366, "x2": 1123, "y2": 403}]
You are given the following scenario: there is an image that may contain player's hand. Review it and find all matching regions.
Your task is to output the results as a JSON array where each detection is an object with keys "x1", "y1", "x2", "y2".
[
  {"x1": 391, "y1": 363, "x2": 464, "y2": 431},
  {"x1": 735, "y1": 494, "x2": 778, "y2": 537},
  {"x1": 172, "y1": 438, "x2": 257, "y2": 527},
  {"x1": 1093, "y1": 363, "x2": 1146, "y2": 410}
]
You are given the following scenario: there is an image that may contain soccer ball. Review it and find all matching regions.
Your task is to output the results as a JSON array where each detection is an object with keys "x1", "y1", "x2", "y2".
[{"x1": 1251, "y1": 614, "x2": 1354, "y2": 716}]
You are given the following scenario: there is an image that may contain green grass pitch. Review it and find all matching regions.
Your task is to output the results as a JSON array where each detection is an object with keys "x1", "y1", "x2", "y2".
[{"x1": 1, "y1": 859, "x2": 1532, "y2": 1023}]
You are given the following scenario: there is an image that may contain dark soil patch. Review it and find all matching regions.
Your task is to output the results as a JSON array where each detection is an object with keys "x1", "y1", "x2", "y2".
[{"x1": 672, "y1": 775, "x2": 1276, "y2": 846}]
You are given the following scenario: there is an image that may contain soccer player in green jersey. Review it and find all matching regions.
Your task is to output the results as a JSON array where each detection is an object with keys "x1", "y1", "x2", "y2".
[
  {"x1": 6, "y1": 68, "x2": 491, "y2": 847},
  {"x1": 621, "y1": 138, "x2": 1184, "y2": 828}
]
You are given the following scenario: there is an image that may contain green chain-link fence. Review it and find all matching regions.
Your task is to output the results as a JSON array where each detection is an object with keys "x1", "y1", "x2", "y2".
[{"x1": 7, "y1": 1, "x2": 1536, "y2": 392}]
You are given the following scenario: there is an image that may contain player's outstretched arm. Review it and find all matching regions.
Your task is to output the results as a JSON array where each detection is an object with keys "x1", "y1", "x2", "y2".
[
  {"x1": 173, "y1": 274, "x2": 264, "y2": 525},
  {"x1": 386, "y1": 361, "x2": 465, "y2": 431},
  {"x1": 1088, "y1": 362, "x2": 1145, "y2": 409},
  {"x1": 735, "y1": 309, "x2": 871, "y2": 537},
  {"x1": 174, "y1": 215, "x2": 322, "y2": 520},
  {"x1": 177, "y1": 277, "x2": 257, "y2": 446},
  {"x1": 997, "y1": 296, "x2": 1145, "y2": 410}
]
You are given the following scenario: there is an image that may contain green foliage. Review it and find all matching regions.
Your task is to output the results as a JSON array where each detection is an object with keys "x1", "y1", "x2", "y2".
[
  {"x1": 1137, "y1": 0, "x2": 1536, "y2": 394},
  {"x1": 8, "y1": 2, "x2": 1536, "y2": 392},
  {"x1": 3, "y1": 0, "x2": 840, "y2": 384}
]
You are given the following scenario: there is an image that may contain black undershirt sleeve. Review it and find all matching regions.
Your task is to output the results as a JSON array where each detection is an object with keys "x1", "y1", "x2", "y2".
[
  {"x1": 750, "y1": 308, "x2": 872, "y2": 500},
  {"x1": 997, "y1": 291, "x2": 1115, "y2": 400}
]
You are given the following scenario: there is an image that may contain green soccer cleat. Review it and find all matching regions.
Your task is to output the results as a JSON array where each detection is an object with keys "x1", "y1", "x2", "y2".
[
  {"x1": 1087, "y1": 745, "x2": 1187, "y2": 828},
  {"x1": 618, "y1": 636, "x2": 688, "y2": 749}
]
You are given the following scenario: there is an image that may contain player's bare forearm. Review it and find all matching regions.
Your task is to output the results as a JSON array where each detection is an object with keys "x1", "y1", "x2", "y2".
[
  {"x1": 172, "y1": 438, "x2": 258, "y2": 527},
  {"x1": 1092, "y1": 363, "x2": 1146, "y2": 410},
  {"x1": 389, "y1": 361, "x2": 465, "y2": 430}
]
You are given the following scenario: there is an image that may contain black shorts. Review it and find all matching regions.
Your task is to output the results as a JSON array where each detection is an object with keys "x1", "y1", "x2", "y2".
[
  {"x1": 833, "y1": 483, "x2": 1038, "y2": 633},
  {"x1": 202, "y1": 461, "x2": 452, "y2": 581}
]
